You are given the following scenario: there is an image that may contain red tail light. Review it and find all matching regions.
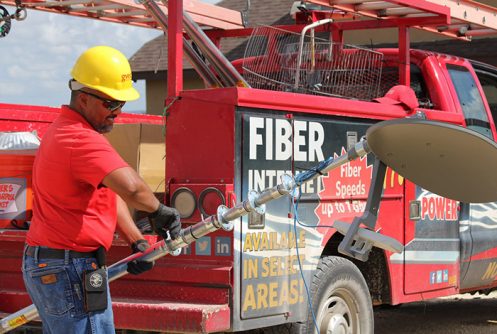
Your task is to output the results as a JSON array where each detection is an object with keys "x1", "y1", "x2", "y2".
[
  {"x1": 171, "y1": 187, "x2": 196, "y2": 219},
  {"x1": 169, "y1": 183, "x2": 233, "y2": 222},
  {"x1": 198, "y1": 187, "x2": 226, "y2": 217}
]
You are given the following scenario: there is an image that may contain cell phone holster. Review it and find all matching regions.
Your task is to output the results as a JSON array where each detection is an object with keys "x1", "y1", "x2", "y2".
[{"x1": 83, "y1": 267, "x2": 108, "y2": 312}]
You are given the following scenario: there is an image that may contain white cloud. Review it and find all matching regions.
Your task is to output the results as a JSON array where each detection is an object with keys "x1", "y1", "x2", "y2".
[
  {"x1": 0, "y1": 0, "x2": 221, "y2": 112},
  {"x1": 6, "y1": 65, "x2": 27, "y2": 79},
  {"x1": 0, "y1": 82, "x2": 25, "y2": 96},
  {"x1": 0, "y1": 7, "x2": 161, "y2": 112}
]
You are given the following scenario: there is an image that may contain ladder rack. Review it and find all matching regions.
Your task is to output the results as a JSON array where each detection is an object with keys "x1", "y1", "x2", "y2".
[
  {"x1": 3, "y1": 1, "x2": 496, "y2": 38},
  {"x1": 0, "y1": 0, "x2": 244, "y2": 30},
  {"x1": 306, "y1": 0, "x2": 497, "y2": 40}
]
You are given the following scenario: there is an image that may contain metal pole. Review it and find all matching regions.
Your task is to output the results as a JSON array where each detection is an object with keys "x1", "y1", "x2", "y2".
[
  {"x1": 295, "y1": 19, "x2": 333, "y2": 91},
  {"x1": 167, "y1": 0, "x2": 183, "y2": 98},
  {"x1": 138, "y1": 0, "x2": 222, "y2": 88},
  {"x1": 179, "y1": 9, "x2": 250, "y2": 88}
]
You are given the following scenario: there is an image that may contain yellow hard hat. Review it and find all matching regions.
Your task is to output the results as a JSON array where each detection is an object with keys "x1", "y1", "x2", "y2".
[{"x1": 70, "y1": 46, "x2": 139, "y2": 102}]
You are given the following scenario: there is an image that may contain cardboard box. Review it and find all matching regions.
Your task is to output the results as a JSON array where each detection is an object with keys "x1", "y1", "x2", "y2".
[{"x1": 104, "y1": 123, "x2": 165, "y2": 193}]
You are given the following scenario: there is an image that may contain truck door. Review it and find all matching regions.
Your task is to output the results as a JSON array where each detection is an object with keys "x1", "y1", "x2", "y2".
[
  {"x1": 455, "y1": 63, "x2": 497, "y2": 289},
  {"x1": 403, "y1": 184, "x2": 460, "y2": 294},
  {"x1": 238, "y1": 109, "x2": 300, "y2": 323},
  {"x1": 391, "y1": 62, "x2": 461, "y2": 294}
]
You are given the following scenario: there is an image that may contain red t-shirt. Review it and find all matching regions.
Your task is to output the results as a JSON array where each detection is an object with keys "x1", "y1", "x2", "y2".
[{"x1": 26, "y1": 106, "x2": 128, "y2": 252}]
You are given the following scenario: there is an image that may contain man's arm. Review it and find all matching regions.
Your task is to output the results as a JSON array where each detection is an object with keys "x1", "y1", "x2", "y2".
[
  {"x1": 103, "y1": 166, "x2": 159, "y2": 213},
  {"x1": 103, "y1": 166, "x2": 181, "y2": 240},
  {"x1": 115, "y1": 194, "x2": 155, "y2": 275},
  {"x1": 115, "y1": 194, "x2": 145, "y2": 245}
]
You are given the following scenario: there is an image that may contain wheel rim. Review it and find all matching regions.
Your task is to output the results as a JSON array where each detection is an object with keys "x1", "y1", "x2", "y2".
[{"x1": 316, "y1": 288, "x2": 359, "y2": 334}]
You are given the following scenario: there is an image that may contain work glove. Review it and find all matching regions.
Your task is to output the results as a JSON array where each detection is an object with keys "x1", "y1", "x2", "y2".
[
  {"x1": 149, "y1": 203, "x2": 181, "y2": 240},
  {"x1": 127, "y1": 239, "x2": 154, "y2": 275}
]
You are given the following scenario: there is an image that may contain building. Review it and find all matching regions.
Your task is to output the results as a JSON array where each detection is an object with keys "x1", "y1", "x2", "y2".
[{"x1": 129, "y1": 0, "x2": 497, "y2": 115}]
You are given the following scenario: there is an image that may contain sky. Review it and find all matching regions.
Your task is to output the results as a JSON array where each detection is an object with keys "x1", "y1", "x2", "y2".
[{"x1": 0, "y1": 1, "x2": 217, "y2": 113}]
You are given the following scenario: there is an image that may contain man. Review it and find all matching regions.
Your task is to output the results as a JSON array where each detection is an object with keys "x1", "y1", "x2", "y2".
[{"x1": 22, "y1": 45, "x2": 180, "y2": 334}]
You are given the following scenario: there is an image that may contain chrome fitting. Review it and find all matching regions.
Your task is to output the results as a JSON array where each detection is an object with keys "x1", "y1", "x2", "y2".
[
  {"x1": 180, "y1": 226, "x2": 197, "y2": 245},
  {"x1": 278, "y1": 174, "x2": 295, "y2": 195},
  {"x1": 354, "y1": 139, "x2": 370, "y2": 157},
  {"x1": 222, "y1": 202, "x2": 251, "y2": 221},
  {"x1": 248, "y1": 190, "x2": 266, "y2": 215},
  {"x1": 190, "y1": 216, "x2": 218, "y2": 239},
  {"x1": 217, "y1": 205, "x2": 234, "y2": 231}
]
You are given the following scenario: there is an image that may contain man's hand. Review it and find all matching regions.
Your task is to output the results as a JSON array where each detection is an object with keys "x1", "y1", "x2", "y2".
[
  {"x1": 127, "y1": 239, "x2": 154, "y2": 275},
  {"x1": 149, "y1": 204, "x2": 181, "y2": 240}
]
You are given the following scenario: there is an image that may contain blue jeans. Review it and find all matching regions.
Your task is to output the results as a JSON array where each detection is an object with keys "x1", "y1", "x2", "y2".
[{"x1": 22, "y1": 247, "x2": 115, "y2": 334}]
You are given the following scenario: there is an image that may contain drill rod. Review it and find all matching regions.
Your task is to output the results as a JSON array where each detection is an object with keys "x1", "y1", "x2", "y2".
[{"x1": 0, "y1": 139, "x2": 370, "y2": 333}]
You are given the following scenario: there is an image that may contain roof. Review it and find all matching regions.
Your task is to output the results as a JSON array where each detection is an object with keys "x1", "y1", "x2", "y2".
[
  {"x1": 129, "y1": 0, "x2": 294, "y2": 79},
  {"x1": 411, "y1": 38, "x2": 497, "y2": 67},
  {"x1": 374, "y1": 38, "x2": 497, "y2": 68},
  {"x1": 129, "y1": 0, "x2": 497, "y2": 79}
]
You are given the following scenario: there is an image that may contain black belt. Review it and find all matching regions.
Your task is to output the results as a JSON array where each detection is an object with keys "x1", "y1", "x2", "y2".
[{"x1": 25, "y1": 245, "x2": 97, "y2": 259}]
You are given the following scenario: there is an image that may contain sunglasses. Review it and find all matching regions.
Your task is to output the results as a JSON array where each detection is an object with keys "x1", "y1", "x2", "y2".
[{"x1": 83, "y1": 91, "x2": 125, "y2": 112}]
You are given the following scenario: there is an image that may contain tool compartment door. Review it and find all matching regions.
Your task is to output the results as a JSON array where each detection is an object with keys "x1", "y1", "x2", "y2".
[{"x1": 238, "y1": 109, "x2": 296, "y2": 320}]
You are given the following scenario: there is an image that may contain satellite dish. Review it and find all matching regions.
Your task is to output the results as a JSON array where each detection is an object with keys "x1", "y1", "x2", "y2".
[{"x1": 366, "y1": 118, "x2": 497, "y2": 203}]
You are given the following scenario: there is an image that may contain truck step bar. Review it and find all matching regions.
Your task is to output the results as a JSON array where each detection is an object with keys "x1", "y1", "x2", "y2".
[
  {"x1": 0, "y1": 292, "x2": 231, "y2": 333},
  {"x1": 112, "y1": 299, "x2": 230, "y2": 333}
]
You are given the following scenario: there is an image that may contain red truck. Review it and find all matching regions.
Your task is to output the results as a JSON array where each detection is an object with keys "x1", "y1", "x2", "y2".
[{"x1": 2, "y1": 0, "x2": 497, "y2": 333}]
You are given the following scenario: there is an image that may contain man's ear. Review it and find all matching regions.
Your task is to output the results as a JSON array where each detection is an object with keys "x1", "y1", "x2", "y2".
[{"x1": 77, "y1": 91, "x2": 88, "y2": 109}]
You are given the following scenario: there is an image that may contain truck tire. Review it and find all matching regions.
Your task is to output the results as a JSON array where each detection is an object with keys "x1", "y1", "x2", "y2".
[{"x1": 301, "y1": 256, "x2": 374, "y2": 334}]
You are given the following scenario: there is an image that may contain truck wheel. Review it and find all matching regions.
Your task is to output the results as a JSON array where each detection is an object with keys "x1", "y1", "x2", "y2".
[{"x1": 301, "y1": 256, "x2": 373, "y2": 334}]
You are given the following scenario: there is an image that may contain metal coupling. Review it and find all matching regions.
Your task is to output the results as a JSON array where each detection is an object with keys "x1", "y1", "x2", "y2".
[
  {"x1": 178, "y1": 226, "x2": 197, "y2": 245},
  {"x1": 254, "y1": 174, "x2": 295, "y2": 206},
  {"x1": 248, "y1": 190, "x2": 266, "y2": 215},
  {"x1": 222, "y1": 201, "x2": 251, "y2": 221},
  {"x1": 353, "y1": 139, "x2": 370, "y2": 158},
  {"x1": 189, "y1": 216, "x2": 218, "y2": 239},
  {"x1": 217, "y1": 205, "x2": 234, "y2": 231},
  {"x1": 279, "y1": 174, "x2": 295, "y2": 195},
  {"x1": 221, "y1": 190, "x2": 265, "y2": 221}
]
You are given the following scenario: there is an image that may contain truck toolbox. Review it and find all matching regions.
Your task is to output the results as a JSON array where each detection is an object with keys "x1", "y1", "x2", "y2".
[{"x1": 4, "y1": 0, "x2": 497, "y2": 333}]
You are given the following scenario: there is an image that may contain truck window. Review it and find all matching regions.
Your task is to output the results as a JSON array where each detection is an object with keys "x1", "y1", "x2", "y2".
[
  {"x1": 446, "y1": 64, "x2": 493, "y2": 139},
  {"x1": 473, "y1": 68, "x2": 497, "y2": 130},
  {"x1": 380, "y1": 64, "x2": 431, "y2": 108}
]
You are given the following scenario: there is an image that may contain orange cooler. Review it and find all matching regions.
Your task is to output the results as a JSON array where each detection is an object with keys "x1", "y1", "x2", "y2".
[{"x1": 0, "y1": 154, "x2": 35, "y2": 229}]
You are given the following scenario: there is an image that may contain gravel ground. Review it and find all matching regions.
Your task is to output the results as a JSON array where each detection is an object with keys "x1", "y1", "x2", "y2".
[{"x1": 374, "y1": 292, "x2": 497, "y2": 333}]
